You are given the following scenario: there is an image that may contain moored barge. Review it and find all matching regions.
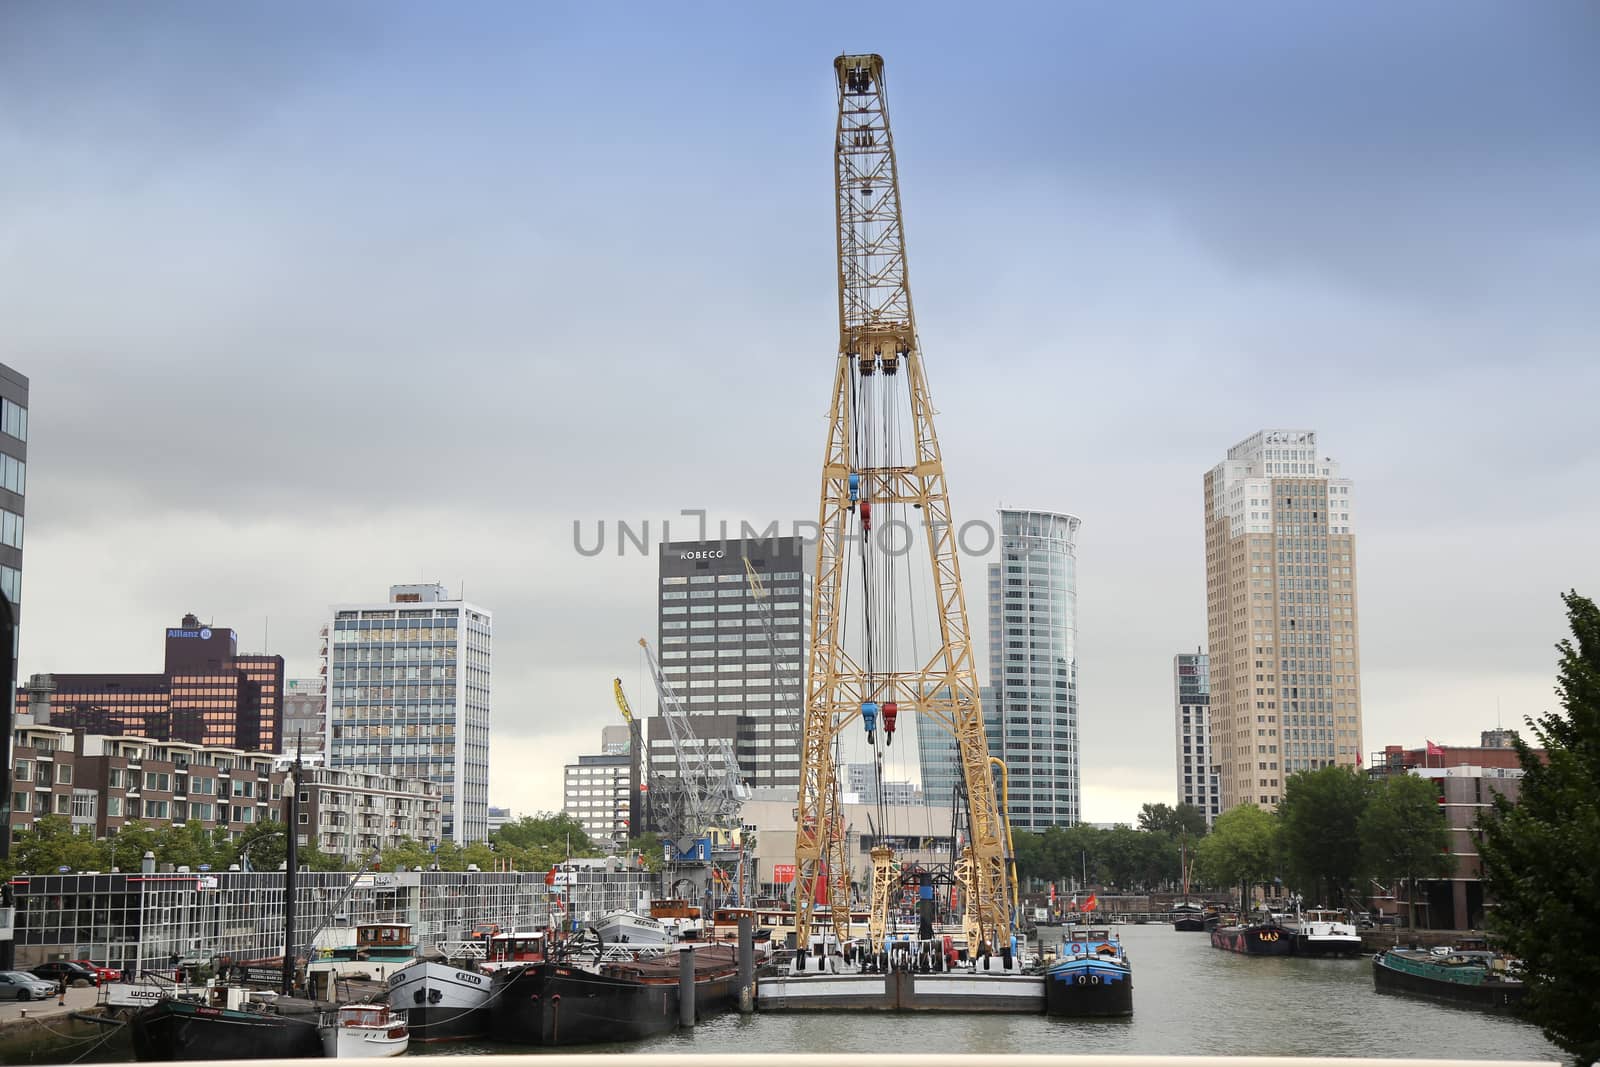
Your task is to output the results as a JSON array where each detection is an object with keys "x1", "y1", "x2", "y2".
[
  {"x1": 489, "y1": 944, "x2": 740, "y2": 1046},
  {"x1": 1373, "y1": 945, "x2": 1526, "y2": 1012}
]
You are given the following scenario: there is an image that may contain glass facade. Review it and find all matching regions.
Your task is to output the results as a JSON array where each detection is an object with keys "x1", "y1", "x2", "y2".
[
  {"x1": 985, "y1": 510, "x2": 1081, "y2": 830},
  {"x1": 28, "y1": 618, "x2": 285, "y2": 752},
  {"x1": 7, "y1": 867, "x2": 651, "y2": 972},
  {"x1": 656, "y1": 538, "x2": 811, "y2": 790},
  {"x1": 325, "y1": 585, "x2": 491, "y2": 842}
]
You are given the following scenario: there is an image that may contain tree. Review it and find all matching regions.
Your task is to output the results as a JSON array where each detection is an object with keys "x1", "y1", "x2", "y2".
[
  {"x1": 378, "y1": 838, "x2": 433, "y2": 872},
  {"x1": 1479, "y1": 591, "x2": 1600, "y2": 1066},
  {"x1": 1193, "y1": 804, "x2": 1278, "y2": 908},
  {"x1": 230, "y1": 820, "x2": 288, "y2": 871},
  {"x1": 1277, "y1": 765, "x2": 1371, "y2": 905},
  {"x1": 7, "y1": 816, "x2": 106, "y2": 874},
  {"x1": 1138, "y1": 802, "x2": 1209, "y2": 840},
  {"x1": 491, "y1": 813, "x2": 602, "y2": 871},
  {"x1": 628, "y1": 833, "x2": 664, "y2": 873},
  {"x1": 1361, "y1": 773, "x2": 1453, "y2": 929}
]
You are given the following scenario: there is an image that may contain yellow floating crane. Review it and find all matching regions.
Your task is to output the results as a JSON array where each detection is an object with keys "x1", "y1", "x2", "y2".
[{"x1": 791, "y1": 53, "x2": 1012, "y2": 962}]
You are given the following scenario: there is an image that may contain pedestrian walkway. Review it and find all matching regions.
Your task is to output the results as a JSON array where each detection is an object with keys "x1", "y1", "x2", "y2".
[{"x1": 0, "y1": 982, "x2": 100, "y2": 1026}]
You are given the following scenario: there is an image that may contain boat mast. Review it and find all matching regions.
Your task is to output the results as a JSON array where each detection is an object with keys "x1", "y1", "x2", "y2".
[{"x1": 282, "y1": 738, "x2": 302, "y2": 996}]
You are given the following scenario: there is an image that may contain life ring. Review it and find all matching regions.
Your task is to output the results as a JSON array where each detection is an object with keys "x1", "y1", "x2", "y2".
[
  {"x1": 1075, "y1": 974, "x2": 1087, "y2": 985},
  {"x1": 1090, "y1": 974, "x2": 1101, "y2": 985},
  {"x1": 1070, "y1": 943, "x2": 1084, "y2": 954}
]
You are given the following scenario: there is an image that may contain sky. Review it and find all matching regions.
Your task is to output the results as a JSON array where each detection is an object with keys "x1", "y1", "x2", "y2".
[{"x1": 2, "y1": 1, "x2": 1597, "y2": 825}]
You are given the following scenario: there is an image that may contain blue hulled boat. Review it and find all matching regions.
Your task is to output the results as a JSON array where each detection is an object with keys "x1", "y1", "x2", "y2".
[{"x1": 1044, "y1": 927, "x2": 1132, "y2": 1017}]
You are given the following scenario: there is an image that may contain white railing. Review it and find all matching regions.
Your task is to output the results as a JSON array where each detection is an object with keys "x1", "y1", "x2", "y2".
[{"x1": 120, "y1": 1057, "x2": 1559, "y2": 1067}]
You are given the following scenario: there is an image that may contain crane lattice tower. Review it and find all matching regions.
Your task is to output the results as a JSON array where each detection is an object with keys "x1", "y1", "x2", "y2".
[{"x1": 791, "y1": 53, "x2": 1011, "y2": 954}]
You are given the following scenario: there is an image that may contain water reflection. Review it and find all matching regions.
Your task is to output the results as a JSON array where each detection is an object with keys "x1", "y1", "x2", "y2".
[{"x1": 431, "y1": 925, "x2": 1559, "y2": 1059}]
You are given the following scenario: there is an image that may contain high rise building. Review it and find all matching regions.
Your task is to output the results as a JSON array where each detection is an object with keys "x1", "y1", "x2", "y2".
[
  {"x1": 282, "y1": 677, "x2": 327, "y2": 755},
  {"x1": 0, "y1": 361, "x2": 22, "y2": 965},
  {"x1": 29, "y1": 615, "x2": 285, "y2": 751},
  {"x1": 915, "y1": 683, "x2": 990, "y2": 810},
  {"x1": 985, "y1": 509, "x2": 1081, "y2": 831},
  {"x1": 0, "y1": 364, "x2": 26, "y2": 641},
  {"x1": 655, "y1": 536, "x2": 810, "y2": 790},
  {"x1": 1204, "y1": 429, "x2": 1362, "y2": 812},
  {"x1": 563, "y1": 728, "x2": 632, "y2": 848},
  {"x1": 842, "y1": 762, "x2": 923, "y2": 807},
  {"x1": 1173, "y1": 651, "x2": 1220, "y2": 824},
  {"x1": 325, "y1": 583, "x2": 491, "y2": 842}
]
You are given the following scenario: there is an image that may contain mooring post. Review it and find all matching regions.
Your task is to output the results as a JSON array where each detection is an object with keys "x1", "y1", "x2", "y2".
[
  {"x1": 678, "y1": 946, "x2": 696, "y2": 1027},
  {"x1": 738, "y1": 914, "x2": 756, "y2": 1013}
]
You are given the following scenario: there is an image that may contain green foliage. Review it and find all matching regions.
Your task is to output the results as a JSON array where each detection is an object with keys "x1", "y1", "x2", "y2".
[
  {"x1": 1137, "y1": 802, "x2": 1209, "y2": 840},
  {"x1": 1480, "y1": 591, "x2": 1600, "y2": 1066},
  {"x1": 8, "y1": 815, "x2": 107, "y2": 875},
  {"x1": 490, "y1": 813, "x2": 603, "y2": 871},
  {"x1": 1007, "y1": 820, "x2": 1180, "y2": 892},
  {"x1": 232, "y1": 820, "x2": 289, "y2": 871},
  {"x1": 628, "y1": 833, "x2": 664, "y2": 872},
  {"x1": 377, "y1": 838, "x2": 434, "y2": 872},
  {"x1": 1361, "y1": 772, "x2": 1454, "y2": 928},
  {"x1": 1193, "y1": 803, "x2": 1279, "y2": 903},
  {"x1": 1277, "y1": 765, "x2": 1371, "y2": 904}
]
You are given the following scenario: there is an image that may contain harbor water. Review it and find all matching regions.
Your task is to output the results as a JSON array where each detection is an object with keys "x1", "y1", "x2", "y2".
[{"x1": 433, "y1": 925, "x2": 1559, "y2": 1060}]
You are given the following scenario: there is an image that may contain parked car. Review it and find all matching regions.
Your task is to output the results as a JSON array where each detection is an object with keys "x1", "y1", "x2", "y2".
[
  {"x1": 31, "y1": 960, "x2": 100, "y2": 987},
  {"x1": 73, "y1": 960, "x2": 122, "y2": 983},
  {"x1": 0, "y1": 970, "x2": 58, "y2": 1000}
]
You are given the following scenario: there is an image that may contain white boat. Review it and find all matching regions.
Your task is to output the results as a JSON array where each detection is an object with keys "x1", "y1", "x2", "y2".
[
  {"x1": 591, "y1": 909, "x2": 676, "y2": 946},
  {"x1": 387, "y1": 932, "x2": 546, "y2": 1043},
  {"x1": 1287, "y1": 908, "x2": 1363, "y2": 957},
  {"x1": 321, "y1": 1004, "x2": 408, "y2": 1058}
]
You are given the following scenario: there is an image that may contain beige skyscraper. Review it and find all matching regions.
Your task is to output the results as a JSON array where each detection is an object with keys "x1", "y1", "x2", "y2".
[{"x1": 1204, "y1": 430, "x2": 1362, "y2": 812}]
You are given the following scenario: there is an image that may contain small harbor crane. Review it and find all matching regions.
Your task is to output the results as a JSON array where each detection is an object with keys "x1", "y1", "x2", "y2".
[{"x1": 637, "y1": 637, "x2": 745, "y2": 857}]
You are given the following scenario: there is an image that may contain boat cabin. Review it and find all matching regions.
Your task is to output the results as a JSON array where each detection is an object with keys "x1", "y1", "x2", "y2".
[
  {"x1": 355, "y1": 923, "x2": 415, "y2": 957},
  {"x1": 334, "y1": 1005, "x2": 403, "y2": 1031},
  {"x1": 649, "y1": 899, "x2": 701, "y2": 920},
  {"x1": 484, "y1": 930, "x2": 547, "y2": 966},
  {"x1": 1061, "y1": 928, "x2": 1122, "y2": 959}
]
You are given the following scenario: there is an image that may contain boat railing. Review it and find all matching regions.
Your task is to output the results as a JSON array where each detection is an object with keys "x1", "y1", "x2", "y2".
[{"x1": 432, "y1": 940, "x2": 488, "y2": 961}]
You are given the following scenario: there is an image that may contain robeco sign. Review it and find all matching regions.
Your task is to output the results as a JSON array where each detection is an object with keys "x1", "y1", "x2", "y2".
[{"x1": 679, "y1": 550, "x2": 725, "y2": 560}]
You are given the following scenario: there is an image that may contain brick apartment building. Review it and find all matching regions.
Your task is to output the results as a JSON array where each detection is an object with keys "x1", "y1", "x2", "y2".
[
  {"x1": 8, "y1": 714, "x2": 440, "y2": 865},
  {"x1": 1367, "y1": 728, "x2": 1545, "y2": 930}
]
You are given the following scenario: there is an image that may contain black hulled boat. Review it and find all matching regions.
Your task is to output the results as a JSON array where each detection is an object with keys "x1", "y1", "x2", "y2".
[
  {"x1": 490, "y1": 944, "x2": 740, "y2": 1046},
  {"x1": 1210, "y1": 918, "x2": 1293, "y2": 955},
  {"x1": 129, "y1": 991, "x2": 324, "y2": 1061}
]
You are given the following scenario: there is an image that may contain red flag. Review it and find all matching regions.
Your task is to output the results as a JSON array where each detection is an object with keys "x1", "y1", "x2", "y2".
[
  {"x1": 545, "y1": 866, "x2": 558, "y2": 887},
  {"x1": 1426, "y1": 739, "x2": 1444, "y2": 757},
  {"x1": 1048, "y1": 882, "x2": 1056, "y2": 904},
  {"x1": 1083, "y1": 893, "x2": 1099, "y2": 912}
]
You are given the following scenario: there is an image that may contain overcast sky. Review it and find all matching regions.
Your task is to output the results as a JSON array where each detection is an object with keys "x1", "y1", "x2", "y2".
[{"x1": 3, "y1": 2, "x2": 1597, "y2": 825}]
